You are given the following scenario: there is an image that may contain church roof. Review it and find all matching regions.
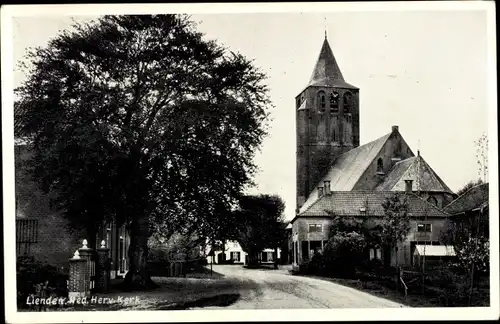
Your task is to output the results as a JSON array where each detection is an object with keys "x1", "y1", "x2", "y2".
[
  {"x1": 308, "y1": 38, "x2": 358, "y2": 90},
  {"x1": 376, "y1": 155, "x2": 454, "y2": 194},
  {"x1": 444, "y1": 183, "x2": 489, "y2": 215},
  {"x1": 298, "y1": 191, "x2": 450, "y2": 218},
  {"x1": 300, "y1": 132, "x2": 392, "y2": 213}
]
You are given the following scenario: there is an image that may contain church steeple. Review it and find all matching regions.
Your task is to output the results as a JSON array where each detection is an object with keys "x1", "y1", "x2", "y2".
[
  {"x1": 296, "y1": 36, "x2": 360, "y2": 210},
  {"x1": 308, "y1": 38, "x2": 358, "y2": 89}
]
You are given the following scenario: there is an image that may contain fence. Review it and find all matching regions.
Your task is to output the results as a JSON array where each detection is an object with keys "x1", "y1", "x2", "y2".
[{"x1": 16, "y1": 219, "x2": 38, "y2": 256}]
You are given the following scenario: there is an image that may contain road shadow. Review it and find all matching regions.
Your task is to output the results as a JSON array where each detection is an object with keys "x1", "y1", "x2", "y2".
[
  {"x1": 243, "y1": 264, "x2": 278, "y2": 270},
  {"x1": 155, "y1": 293, "x2": 240, "y2": 310}
]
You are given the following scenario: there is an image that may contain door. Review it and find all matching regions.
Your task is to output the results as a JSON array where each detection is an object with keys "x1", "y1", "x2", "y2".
[{"x1": 383, "y1": 245, "x2": 391, "y2": 268}]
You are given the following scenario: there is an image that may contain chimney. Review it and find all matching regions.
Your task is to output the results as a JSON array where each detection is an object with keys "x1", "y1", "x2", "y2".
[
  {"x1": 405, "y1": 179, "x2": 413, "y2": 193},
  {"x1": 324, "y1": 180, "x2": 331, "y2": 195},
  {"x1": 392, "y1": 125, "x2": 399, "y2": 133},
  {"x1": 318, "y1": 186, "x2": 324, "y2": 198}
]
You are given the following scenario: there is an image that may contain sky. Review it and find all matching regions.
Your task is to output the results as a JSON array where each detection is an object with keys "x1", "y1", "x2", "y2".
[{"x1": 9, "y1": 6, "x2": 494, "y2": 222}]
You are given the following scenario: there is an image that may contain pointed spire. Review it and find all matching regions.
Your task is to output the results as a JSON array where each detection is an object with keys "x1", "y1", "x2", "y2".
[{"x1": 308, "y1": 38, "x2": 358, "y2": 89}]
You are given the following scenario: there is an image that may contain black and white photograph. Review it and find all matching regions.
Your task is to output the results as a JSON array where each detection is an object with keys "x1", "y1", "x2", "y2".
[{"x1": 2, "y1": 2, "x2": 498, "y2": 323}]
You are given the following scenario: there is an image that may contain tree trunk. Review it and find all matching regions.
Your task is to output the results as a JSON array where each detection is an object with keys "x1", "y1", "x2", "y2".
[
  {"x1": 221, "y1": 241, "x2": 226, "y2": 264},
  {"x1": 468, "y1": 261, "x2": 475, "y2": 306},
  {"x1": 273, "y1": 246, "x2": 279, "y2": 269},
  {"x1": 394, "y1": 245, "x2": 400, "y2": 289},
  {"x1": 123, "y1": 215, "x2": 158, "y2": 290}
]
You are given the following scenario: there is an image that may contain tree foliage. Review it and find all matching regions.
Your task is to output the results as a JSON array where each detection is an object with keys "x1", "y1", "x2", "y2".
[
  {"x1": 474, "y1": 133, "x2": 488, "y2": 182},
  {"x1": 455, "y1": 179, "x2": 484, "y2": 197},
  {"x1": 380, "y1": 194, "x2": 411, "y2": 267},
  {"x1": 380, "y1": 195, "x2": 411, "y2": 247},
  {"x1": 15, "y1": 15, "x2": 271, "y2": 289},
  {"x1": 440, "y1": 208, "x2": 489, "y2": 274},
  {"x1": 233, "y1": 194, "x2": 285, "y2": 266},
  {"x1": 456, "y1": 236, "x2": 489, "y2": 274},
  {"x1": 305, "y1": 216, "x2": 373, "y2": 277}
]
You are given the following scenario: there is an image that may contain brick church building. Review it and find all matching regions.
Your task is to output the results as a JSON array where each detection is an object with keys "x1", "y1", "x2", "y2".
[{"x1": 291, "y1": 36, "x2": 457, "y2": 270}]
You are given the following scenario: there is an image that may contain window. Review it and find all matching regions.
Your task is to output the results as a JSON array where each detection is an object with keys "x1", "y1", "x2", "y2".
[
  {"x1": 231, "y1": 252, "x2": 241, "y2": 262},
  {"x1": 427, "y1": 196, "x2": 438, "y2": 207},
  {"x1": 308, "y1": 224, "x2": 322, "y2": 233},
  {"x1": 416, "y1": 223, "x2": 432, "y2": 233},
  {"x1": 377, "y1": 158, "x2": 384, "y2": 173},
  {"x1": 330, "y1": 92, "x2": 339, "y2": 111},
  {"x1": 369, "y1": 248, "x2": 381, "y2": 260},
  {"x1": 343, "y1": 92, "x2": 352, "y2": 114},
  {"x1": 318, "y1": 91, "x2": 326, "y2": 110}
]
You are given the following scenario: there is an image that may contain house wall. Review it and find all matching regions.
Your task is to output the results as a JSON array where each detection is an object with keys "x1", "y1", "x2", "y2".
[
  {"x1": 207, "y1": 240, "x2": 247, "y2": 264},
  {"x1": 291, "y1": 216, "x2": 333, "y2": 269},
  {"x1": 15, "y1": 144, "x2": 128, "y2": 274},
  {"x1": 292, "y1": 215, "x2": 448, "y2": 268},
  {"x1": 15, "y1": 145, "x2": 85, "y2": 269}
]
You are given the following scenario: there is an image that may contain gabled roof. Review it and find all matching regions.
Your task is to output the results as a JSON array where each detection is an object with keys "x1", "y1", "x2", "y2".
[
  {"x1": 376, "y1": 155, "x2": 454, "y2": 194},
  {"x1": 308, "y1": 38, "x2": 358, "y2": 90},
  {"x1": 300, "y1": 132, "x2": 392, "y2": 213},
  {"x1": 444, "y1": 183, "x2": 489, "y2": 215},
  {"x1": 298, "y1": 191, "x2": 450, "y2": 218}
]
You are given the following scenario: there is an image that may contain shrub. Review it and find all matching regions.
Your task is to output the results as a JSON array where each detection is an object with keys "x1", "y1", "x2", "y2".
[
  {"x1": 146, "y1": 247, "x2": 170, "y2": 276},
  {"x1": 16, "y1": 257, "x2": 68, "y2": 309}
]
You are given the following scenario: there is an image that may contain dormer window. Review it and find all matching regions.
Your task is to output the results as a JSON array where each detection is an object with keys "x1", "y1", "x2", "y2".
[{"x1": 427, "y1": 196, "x2": 438, "y2": 207}]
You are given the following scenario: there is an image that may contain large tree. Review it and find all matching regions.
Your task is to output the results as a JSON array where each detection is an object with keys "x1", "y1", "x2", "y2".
[
  {"x1": 455, "y1": 179, "x2": 483, "y2": 197},
  {"x1": 15, "y1": 15, "x2": 271, "y2": 289},
  {"x1": 234, "y1": 194, "x2": 285, "y2": 267}
]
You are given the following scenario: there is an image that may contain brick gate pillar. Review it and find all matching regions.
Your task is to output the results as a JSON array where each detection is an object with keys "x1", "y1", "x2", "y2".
[
  {"x1": 68, "y1": 250, "x2": 86, "y2": 300},
  {"x1": 78, "y1": 239, "x2": 92, "y2": 296},
  {"x1": 96, "y1": 240, "x2": 110, "y2": 293}
]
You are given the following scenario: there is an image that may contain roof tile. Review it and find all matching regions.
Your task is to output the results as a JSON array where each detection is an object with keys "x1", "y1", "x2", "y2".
[
  {"x1": 376, "y1": 155, "x2": 454, "y2": 193},
  {"x1": 300, "y1": 132, "x2": 392, "y2": 213},
  {"x1": 444, "y1": 183, "x2": 489, "y2": 215},
  {"x1": 308, "y1": 38, "x2": 358, "y2": 90},
  {"x1": 299, "y1": 191, "x2": 449, "y2": 218}
]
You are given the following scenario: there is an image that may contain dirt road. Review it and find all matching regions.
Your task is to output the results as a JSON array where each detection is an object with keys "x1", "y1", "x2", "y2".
[{"x1": 206, "y1": 265, "x2": 406, "y2": 309}]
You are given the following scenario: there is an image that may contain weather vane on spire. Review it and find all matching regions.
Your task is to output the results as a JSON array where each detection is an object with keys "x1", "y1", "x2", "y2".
[{"x1": 324, "y1": 16, "x2": 327, "y2": 39}]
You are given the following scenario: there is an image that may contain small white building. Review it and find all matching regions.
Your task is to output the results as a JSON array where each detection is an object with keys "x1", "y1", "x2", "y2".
[{"x1": 206, "y1": 240, "x2": 281, "y2": 265}]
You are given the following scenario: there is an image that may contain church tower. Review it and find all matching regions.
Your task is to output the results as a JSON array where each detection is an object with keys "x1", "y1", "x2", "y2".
[{"x1": 296, "y1": 35, "x2": 360, "y2": 210}]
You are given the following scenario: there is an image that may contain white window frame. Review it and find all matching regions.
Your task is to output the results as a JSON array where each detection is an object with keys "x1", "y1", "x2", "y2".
[
  {"x1": 308, "y1": 224, "x2": 323, "y2": 233},
  {"x1": 416, "y1": 223, "x2": 432, "y2": 233},
  {"x1": 231, "y1": 251, "x2": 240, "y2": 262}
]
